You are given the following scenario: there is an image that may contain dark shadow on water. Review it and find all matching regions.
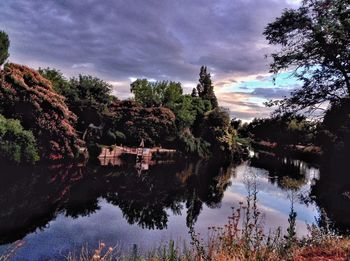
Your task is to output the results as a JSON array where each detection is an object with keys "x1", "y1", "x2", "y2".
[
  {"x1": 1, "y1": 150, "x2": 350, "y2": 248},
  {"x1": 310, "y1": 151, "x2": 350, "y2": 234},
  {"x1": 251, "y1": 149, "x2": 350, "y2": 234},
  {"x1": 0, "y1": 159, "x2": 235, "y2": 245}
]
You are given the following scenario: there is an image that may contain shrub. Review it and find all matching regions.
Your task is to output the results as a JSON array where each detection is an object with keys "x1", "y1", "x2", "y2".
[
  {"x1": 0, "y1": 114, "x2": 39, "y2": 164},
  {"x1": 0, "y1": 63, "x2": 83, "y2": 160}
]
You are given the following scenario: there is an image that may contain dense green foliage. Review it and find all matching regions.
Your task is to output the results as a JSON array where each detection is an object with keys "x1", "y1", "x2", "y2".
[
  {"x1": 0, "y1": 63, "x2": 82, "y2": 161},
  {"x1": 130, "y1": 79, "x2": 182, "y2": 107},
  {"x1": 201, "y1": 107, "x2": 236, "y2": 154},
  {"x1": 193, "y1": 66, "x2": 218, "y2": 108},
  {"x1": 107, "y1": 99, "x2": 176, "y2": 147},
  {"x1": 128, "y1": 67, "x2": 234, "y2": 158},
  {"x1": 0, "y1": 31, "x2": 9, "y2": 66},
  {"x1": 39, "y1": 68, "x2": 113, "y2": 132},
  {"x1": 243, "y1": 115, "x2": 317, "y2": 146},
  {"x1": 0, "y1": 31, "x2": 237, "y2": 161},
  {"x1": 264, "y1": 0, "x2": 350, "y2": 114},
  {"x1": 130, "y1": 79, "x2": 212, "y2": 129},
  {"x1": 0, "y1": 114, "x2": 39, "y2": 164},
  {"x1": 41, "y1": 66, "x2": 233, "y2": 158},
  {"x1": 37, "y1": 68, "x2": 70, "y2": 94}
]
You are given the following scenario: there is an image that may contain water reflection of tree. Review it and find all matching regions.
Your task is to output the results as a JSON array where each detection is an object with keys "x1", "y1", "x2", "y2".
[
  {"x1": 310, "y1": 153, "x2": 350, "y2": 234},
  {"x1": 102, "y1": 160, "x2": 234, "y2": 230},
  {"x1": 250, "y1": 152, "x2": 307, "y2": 190},
  {"x1": 0, "y1": 159, "x2": 235, "y2": 244},
  {"x1": 0, "y1": 164, "x2": 84, "y2": 244},
  {"x1": 250, "y1": 150, "x2": 350, "y2": 234}
]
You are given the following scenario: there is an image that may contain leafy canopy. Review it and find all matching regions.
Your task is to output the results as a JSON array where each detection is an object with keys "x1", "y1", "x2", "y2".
[
  {"x1": 194, "y1": 66, "x2": 218, "y2": 108},
  {"x1": 0, "y1": 31, "x2": 9, "y2": 66},
  {"x1": 246, "y1": 114, "x2": 317, "y2": 145},
  {"x1": 69, "y1": 75, "x2": 112, "y2": 108},
  {"x1": 130, "y1": 79, "x2": 182, "y2": 107},
  {"x1": 38, "y1": 67, "x2": 70, "y2": 95},
  {"x1": 264, "y1": 0, "x2": 350, "y2": 114},
  {"x1": 39, "y1": 68, "x2": 113, "y2": 132},
  {"x1": 39, "y1": 68, "x2": 112, "y2": 110},
  {"x1": 1, "y1": 64, "x2": 82, "y2": 160}
]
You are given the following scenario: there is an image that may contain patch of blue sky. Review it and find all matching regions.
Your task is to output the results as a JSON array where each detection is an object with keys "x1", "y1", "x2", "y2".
[
  {"x1": 249, "y1": 96, "x2": 267, "y2": 104},
  {"x1": 220, "y1": 70, "x2": 302, "y2": 94}
]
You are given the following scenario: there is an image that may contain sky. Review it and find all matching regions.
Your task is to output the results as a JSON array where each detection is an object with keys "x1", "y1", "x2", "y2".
[{"x1": 0, "y1": 0, "x2": 302, "y2": 121}]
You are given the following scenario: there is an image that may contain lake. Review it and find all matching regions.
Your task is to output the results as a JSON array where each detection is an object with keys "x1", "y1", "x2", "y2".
[{"x1": 0, "y1": 151, "x2": 349, "y2": 260}]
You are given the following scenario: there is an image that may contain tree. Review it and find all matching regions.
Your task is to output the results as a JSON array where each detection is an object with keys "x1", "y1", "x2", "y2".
[
  {"x1": 39, "y1": 69, "x2": 113, "y2": 133},
  {"x1": 163, "y1": 81, "x2": 183, "y2": 105},
  {"x1": 69, "y1": 75, "x2": 112, "y2": 108},
  {"x1": 130, "y1": 79, "x2": 155, "y2": 107},
  {"x1": 130, "y1": 79, "x2": 182, "y2": 107},
  {"x1": 0, "y1": 63, "x2": 82, "y2": 160},
  {"x1": 320, "y1": 98, "x2": 350, "y2": 152},
  {"x1": 264, "y1": 0, "x2": 350, "y2": 114},
  {"x1": 0, "y1": 31, "x2": 9, "y2": 66},
  {"x1": 169, "y1": 95, "x2": 197, "y2": 128},
  {"x1": 38, "y1": 67, "x2": 70, "y2": 95},
  {"x1": 108, "y1": 100, "x2": 176, "y2": 147},
  {"x1": 201, "y1": 107, "x2": 236, "y2": 155},
  {"x1": 246, "y1": 114, "x2": 316, "y2": 145},
  {"x1": 191, "y1": 88, "x2": 198, "y2": 97},
  {"x1": 196, "y1": 66, "x2": 218, "y2": 108},
  {"x1": 231, "y1": 118, "x2": 242, "y2": 130}
]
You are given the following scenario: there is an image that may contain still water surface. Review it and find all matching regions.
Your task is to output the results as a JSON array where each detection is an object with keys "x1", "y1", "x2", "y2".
[{"x1": 0, "y1": 152, "x2": 348, "y2": 260}]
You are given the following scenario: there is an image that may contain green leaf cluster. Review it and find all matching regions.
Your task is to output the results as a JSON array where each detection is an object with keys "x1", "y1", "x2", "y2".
[
  {"x1": 0, "y1": 114, "x2": 39, "y2": 164},
  {"x1": 264, "y1": 0, "x2": 350, "y2": 114}
]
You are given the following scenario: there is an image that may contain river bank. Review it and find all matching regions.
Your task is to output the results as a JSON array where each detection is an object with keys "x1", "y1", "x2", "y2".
[{"x1": 251, "y1": 140, "x2": 322, "y2": 163}]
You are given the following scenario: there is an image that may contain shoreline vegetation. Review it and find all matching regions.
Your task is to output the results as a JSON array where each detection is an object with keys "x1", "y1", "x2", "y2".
[
  {"x1": 0, "y1": 61, "x2": 244, "y2": 165},
  {"x1": 251, "y1": 141, "x2": 322, "y2": 163}
]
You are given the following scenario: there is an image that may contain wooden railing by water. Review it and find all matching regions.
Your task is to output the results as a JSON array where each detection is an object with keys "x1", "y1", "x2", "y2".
[{"x1": 98, "y1": 145, "x2": 177, "y2": 169}]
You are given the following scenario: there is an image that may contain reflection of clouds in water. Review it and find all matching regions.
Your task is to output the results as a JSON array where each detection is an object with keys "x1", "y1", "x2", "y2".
[
  {"x1": 221, "y1": 162, "x2": 319, "y2": 236},
  {"x1": 4, "y1": 159, "x2": 320, "y2": 259},
  {"x1": 10, "y1": 200, "x2": 190, "y2": 260}
]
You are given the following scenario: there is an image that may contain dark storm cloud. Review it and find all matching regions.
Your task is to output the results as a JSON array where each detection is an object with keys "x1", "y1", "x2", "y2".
[
  {"x1": 0, "y1": 0, "x2": 301, "y2": 120},
  {"x1": 0, "y1": 0, "x2": 299, "y2": 82}
]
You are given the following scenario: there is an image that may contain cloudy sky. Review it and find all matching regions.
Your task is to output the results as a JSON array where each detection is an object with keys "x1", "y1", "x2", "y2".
[{"x1": 0, "y1": 0, "x2": 302, "y2": 121}]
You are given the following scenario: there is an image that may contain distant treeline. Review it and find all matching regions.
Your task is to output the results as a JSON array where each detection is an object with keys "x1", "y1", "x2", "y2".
[
  {"x1": 0, "y1": 32, "x2": 240, "y2": 164},
  {"x1": 236, "y1": 102, "x2": 350, "y2": 158}
]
